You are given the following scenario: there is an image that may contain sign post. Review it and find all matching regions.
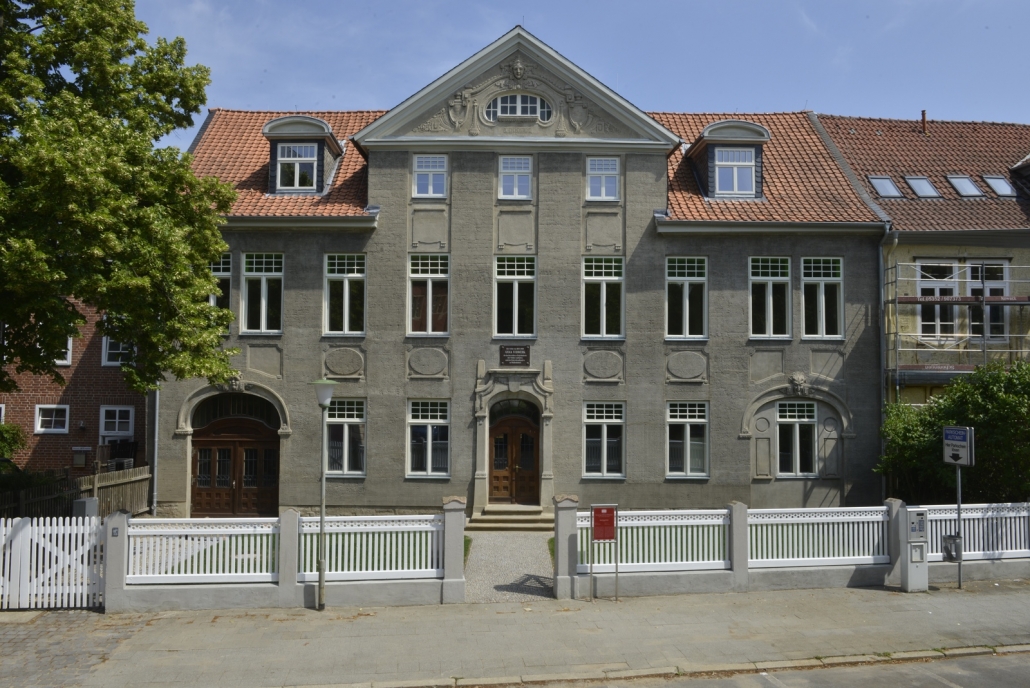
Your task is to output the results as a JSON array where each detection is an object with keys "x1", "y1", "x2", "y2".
[
  {"x1": 590, "y1": 505, "x2": 618, "y2": 602},
  {"x1": 943, "y1": 426, "x2": 974, "y2": 589}
]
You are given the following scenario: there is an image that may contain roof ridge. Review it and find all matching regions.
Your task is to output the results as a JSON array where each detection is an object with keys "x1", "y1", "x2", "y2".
[
  {"x1": 206, "y1": 108, "x2": 389, "y2": 115},
  {"x1": 647, "y1": 110, "x2": 810, "y2": 117},
  {"x1": 818, "y1": 113, "x2": 1030, "y2": 128}
]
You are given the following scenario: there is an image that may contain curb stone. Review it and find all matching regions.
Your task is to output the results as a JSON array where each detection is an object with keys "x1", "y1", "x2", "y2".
[
  {"x1": 521, "y1": 671, "x2": 607, "y2": 684},
  {"x1": 819, "y1": 654, "x2": 887, "y2": 666},
  {"x1": 676, "y1": 662, "x2": 757, "y2": 674},
  {"x1": 456, "y1": 678, "x2": 523, "y2": 687},
  {"x1": 754, "y1": 659, "x2": 823, "y2": 670},
  {"x1": 889, "y1": 650, "x2": 945, "y2": 660},
  {"x1": 605, "y1": 667, "x2": 679, "y2": 680},
  {"x1": 996, "y1": 644, "x2": 1030, "y2": 654},
  {"x1": 373, "y1": 680, "x2": 457, "y2": 688},
  {"x1": 940, "y1": 646, "x2": 994, "y2": 658}
]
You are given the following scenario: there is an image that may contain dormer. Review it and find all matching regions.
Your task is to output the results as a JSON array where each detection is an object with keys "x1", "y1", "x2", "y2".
[
  {"x1": 262, "y1": 115, "x2": 344, "y2": 195},
  {"x1": 687, "y1": 119, "x2": 771, "y2": 199}
]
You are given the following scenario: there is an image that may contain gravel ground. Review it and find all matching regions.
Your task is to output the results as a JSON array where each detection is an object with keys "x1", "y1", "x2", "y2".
[{"x1": 464, "y1": 531, "x2": 554, "y2": 603}]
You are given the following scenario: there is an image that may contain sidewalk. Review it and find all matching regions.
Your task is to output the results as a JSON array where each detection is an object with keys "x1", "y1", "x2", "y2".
[{"x1": 3, "y1": 579, "x2": 1030, "y2": 687}]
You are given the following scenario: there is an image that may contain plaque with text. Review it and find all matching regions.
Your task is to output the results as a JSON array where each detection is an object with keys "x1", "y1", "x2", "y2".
[{"x1": 500, "y1": 345, "x2": 530, "y2": 367}]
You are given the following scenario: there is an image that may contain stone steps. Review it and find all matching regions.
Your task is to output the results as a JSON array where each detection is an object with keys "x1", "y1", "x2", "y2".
[{"x1": 466, "y1": 505, "x2": 554, "y2": 532}]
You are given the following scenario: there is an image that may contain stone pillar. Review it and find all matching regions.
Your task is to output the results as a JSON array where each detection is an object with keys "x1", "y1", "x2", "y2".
[
  {"x1": 728, "y1": 501, "x2": 749, "y2": 592},
  {"x1": 442, "y1": 496, "x2": 466, "y2": 604},
  {"x1": 73, "y1": 498, "x2": 99, "y2": 518},
  {"x1": 552, "y1": 495, "x2": 579, "y2": 600},
  {"x1": 885, "y1": 498, "x2": 905, "y2": 586},
  {"x1": 278, "y1": 509, "x2": 300, "y2": 608},
  {"x1": 103, "y1": 511, "x2": 130, "y2": 613}
]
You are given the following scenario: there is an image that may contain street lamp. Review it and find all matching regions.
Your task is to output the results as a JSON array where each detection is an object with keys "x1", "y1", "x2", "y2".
[{"x1": 309, "y1": 378, "x2": 338, "y2": 611}]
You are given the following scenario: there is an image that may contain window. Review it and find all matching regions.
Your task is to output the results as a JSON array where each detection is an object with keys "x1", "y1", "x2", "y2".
[
  {"x1": 408, "y1": 401, "x2": 449, "y2": 476},
  {"x1": 499, "y1": 156, "x2": 531, "y2": 199},
  {"x1": 55, "y1": 336, "x2": 73, "y2": 366},
  {"x1": 99, "y1": 406, "x2": 133, "y2": 444},
  {"x1": 777, "y1": 402, "x2": 816, "y2": 476},
  {"x1": 209, "y1": 252, "x2": 231, "y2": 310},
  {"x1": 103, "y1": 337, "x2": 133, "y2": 366},
  {"x1": 750, "y1": 257, "x2": 791, "y2": 337},
  {"x1": 327, "y1": 400, "x2": 365, "y2": 475},
  {"x1": 917, "y1": 263, "x2": 958, "y2": 338},
  {"x1": 948, "y1": 175, "x2": 983, "y2": 197},
  {"x1": 583, "y1": 257, "x2": 623, "y2": 338},
  {"x1": 667, "y1": 402, "x2": 708, "y2": 477},
  {"x1": 584, "y1": 402, "x2": 624, "y2": 477},
  {"x1": 485, "y1": 94, "x2": 552, "y2": 122},
  {"x1": 969, "y1": 262, "x2": 1007, "y2": 339},
  {"x1": 983, "y1": 175, "x2": 1015, "y2": 197},
  {"x1": 586, "y1": 158, "x2": 619, "y2": 200},
  {"x1": 715, "y1": 148, "x2": 756, "y2": 195},
  {"x1": 35, "y1": 405, "x2": 69, "y2": 434},
  {"x1": 278, "y1": 144, "x2": 316, "y2": 190},
  {"x1": 802, "y1": 258, "x2": 843, "y2": 338},
  {"x1": 242, "y1": 253, "x2": 283, "y2": 333},
  {"x1": 413, "y1": 155, "x2": 447, "y2": 197},
  {"x1": 495, "y1": 257, "x2": 535, "y2": 337},
  {"x1": 666, "y1": 257, "x2": 707, "y2": 338},
  {"x1": 905, "y1": 176, "x2": 940, "y2": 198},
  {"x1": 325, "y1": 254, "x2": 365, "y2": 335},
  {"x1": 409, "y1": 255, "x2": 449, "y2": 335},
  {"x1": 0, "y1": 404, "x2": 5, "y2": 423},
  {"x1": 869, "y1": 176, "x2": 903, "y2": 197}
]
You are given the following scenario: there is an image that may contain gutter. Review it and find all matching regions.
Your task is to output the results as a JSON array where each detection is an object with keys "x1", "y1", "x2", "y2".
[
  {"x1": 654, "y1": 219, "x2": 885, "y2": 234},
  {"x1": 222, "y1": 210, "x2": 379, "y2": 230}
]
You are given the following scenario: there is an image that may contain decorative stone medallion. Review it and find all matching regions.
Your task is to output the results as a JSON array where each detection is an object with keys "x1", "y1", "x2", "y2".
[
  {"x1": 325, "y1": 348, "x2": 364, "y2": 378},
  {"x1": 408, "y1": 348, "x2": 448, "y2": 378},
  {"x1": 583, "y1": 350, "x2": 623, "y2": 381},
  {"x1": 666, "y1": 351, "x2": 707, "y2": 382}
]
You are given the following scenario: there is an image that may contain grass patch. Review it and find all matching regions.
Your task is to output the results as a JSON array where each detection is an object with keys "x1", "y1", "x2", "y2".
[
  {"x1": 548, "y1": 537, "x2": 555, "y2": 566},
  {"x1": 464, "y1": 536, "x2": 472, "y2": 567}
]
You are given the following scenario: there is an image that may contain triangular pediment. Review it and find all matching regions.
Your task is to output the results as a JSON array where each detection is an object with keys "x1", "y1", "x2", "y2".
[{"x1": 353, "y1": 27, "x2": 680, "y2": 152}]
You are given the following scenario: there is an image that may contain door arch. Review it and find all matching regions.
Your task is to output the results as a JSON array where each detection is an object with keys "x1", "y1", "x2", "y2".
[{"x1": 488, "y1": 399, "x2": 540, "y2": 505}]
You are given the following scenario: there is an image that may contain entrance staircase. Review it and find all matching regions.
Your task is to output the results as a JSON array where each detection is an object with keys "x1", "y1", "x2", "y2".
[{"x1": 465, "y1": 504, "x2": 554, "y2": 532}]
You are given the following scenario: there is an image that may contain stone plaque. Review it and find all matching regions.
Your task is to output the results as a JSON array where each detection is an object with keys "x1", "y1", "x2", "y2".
[{"x1": 500, "y1": 345, "x2": 530, "y2": 367}]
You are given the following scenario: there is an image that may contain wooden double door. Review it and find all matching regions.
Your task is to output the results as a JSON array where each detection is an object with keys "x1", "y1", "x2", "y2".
[
  {"x1": 489, "y1": 419, "x2": 540, "y2": 504},
  {"x1": 191, "y1": 419, "x2": 279, "y2": 517}
]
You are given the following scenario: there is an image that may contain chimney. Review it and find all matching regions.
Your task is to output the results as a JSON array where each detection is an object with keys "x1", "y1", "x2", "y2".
[{"x1": 921, "y1": 110, "x2": 927, "y2": 136}]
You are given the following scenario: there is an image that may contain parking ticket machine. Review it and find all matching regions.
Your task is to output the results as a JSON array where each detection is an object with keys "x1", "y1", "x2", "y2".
[{"x1": 901, "y1": 507, "x2": 928, "y2": 592}]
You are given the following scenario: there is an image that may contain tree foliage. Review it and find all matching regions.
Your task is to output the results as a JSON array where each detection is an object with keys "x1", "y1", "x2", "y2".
[
  {"x1": 878, "y1": 363, "x2": 1030, "y2": 504},
  {"x1": 0, "y1": 0, "x2": 237, "y2": 393},
  {"x1": 0, "y1": 421, "x2": 26, "y2": 458}
]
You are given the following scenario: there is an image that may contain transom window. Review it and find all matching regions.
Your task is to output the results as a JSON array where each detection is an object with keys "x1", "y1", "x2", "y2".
[
  {"x1": 715, "y1": 148, "x2": 755, "y2": 195},
  {"x1": 750, "y1": 257, "x2": 791, "y2": 337},
  {"x1": 777, "y1": 402, "x2": 816, "y2": 476},
  {"x1": 243, "y1": 253, "x2": 284, "y2": 333},
  {"x1": 583, "y1": 257, "x2": 624, "y2": 338},
  {"x1": 486, "y1": 94, "x2": 552, "y2": 122},
  {"x1": 802, "y1": 258, "x2": 843, "y2": 338},
  {"x1": 327, "y1": 400, "x2": 366, "y2": 475},
  {"x1": 947, "y1": 175, "x2": 983, "y2": 197},
  {"x1": 917, "y1": 263, "x2": 958, "y2": 339},
  {"x1": 278, "y1": 144, "x2": 316, "y2": 190},
  {"x1": 586, "y1": 158, "x2": 619, "y2": 200},
  {"x1": 969, "y1": 262, "x2": 1007, "y2": 339},
  {"x1": 667, "y1": 402, "x2": 708, "y2": 477},
  {"x1": 409, "y1": 255, "x2": 449, "y2": 335},
  {"x1": 583, "y1": 402, "x2": 624, "y2": 477},
  {"x1": 408, "y1": 401, "x2": 449, "y2": 476},
  {"x1": 495, "y1": 257, "x2": 536, "y2": 337},
  {"x1": 983, "y1": 175, "x2": 1015, "y2": 197},
  {"x1": 499, "y1": 156, "x2": 532, "y2": 199},
  {"x1": 869, "y1": 176, "x2": 903, "y2": 197},
  {"x1": 666, "y1": 257, "x2": 707, "y2": 338},
  {"x1": 209, "y1": 252, "x2": 231, "y2": 310},
  {"x1": 413, "y1": 155, "x2": 447, "y2": 197},
  {"x1": 905, "y1": 176, "x2": 940, "y2": 198},
  {"x1": 325, "y1": 254, "x2": 365, "y2": 335},
  {"x1": 35, "y1": 405, "x2": 69, "y2": 434}
]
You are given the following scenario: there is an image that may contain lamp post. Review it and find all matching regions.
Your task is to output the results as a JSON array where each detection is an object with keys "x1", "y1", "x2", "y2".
[{"x1": 309, "y1": 378, "x2": 338, "y2": 611}]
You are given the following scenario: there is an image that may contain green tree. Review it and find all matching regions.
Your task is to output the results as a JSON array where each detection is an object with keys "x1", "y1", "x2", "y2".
[
  {"x1": 0, "y1": 421, "x2": 25, "y2": 458},
  {"x1": 0, "y1": 0, "x2": 237, "y2": 393},
  {"x1": 879, "y1": 362, "x2": 1030, "y2": 504}
]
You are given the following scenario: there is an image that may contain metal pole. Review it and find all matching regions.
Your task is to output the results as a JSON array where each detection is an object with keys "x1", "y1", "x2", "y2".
[
  {"x1": 614, "y1": 521, "x2": 619, "y2": 603},
  {"x1": 318, "y1": 403, "x2": 328, "y2": 611},
  {"x1": 588, "y1": 514, "x2": 593, "y2": 602},
  {"x1": 957, "y1": 465, "x2": 963, "y2": 589}
]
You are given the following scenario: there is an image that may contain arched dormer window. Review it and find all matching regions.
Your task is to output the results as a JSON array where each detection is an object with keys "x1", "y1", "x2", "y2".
[
  {"x1": 261, "y1": 115, "x2": 343, "y2": 195},
  {"x1": 485, "y1": 94, "x2": 552, "y2": 123},
  {"x1": 687, "y1": 119, "x2": 771, "y2": 199}
]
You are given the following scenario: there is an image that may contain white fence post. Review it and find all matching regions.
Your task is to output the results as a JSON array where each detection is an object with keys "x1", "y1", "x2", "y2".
[
  {"x1": 552, "y1": 494, "x2": 579, "y2": 600},
  {"x1": 728, "y1": 501, "x2": 749, "y2": 591},
  {"x1": 885, "y1": 498, "x2": 905, "y2": 586},
  {"x1": 103, "y1": 511, "x2": 130, "y2": 613},
  {"x1": 278, "y1": 510, "x2": 299, "y2": 608},
  {"x1": 442, "y1": 496, "x2": 466, "y2": 604}
]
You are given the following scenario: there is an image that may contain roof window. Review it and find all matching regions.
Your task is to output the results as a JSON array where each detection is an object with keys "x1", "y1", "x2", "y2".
[
  {"x1": 868, "y1": 176, "x2": 903, "y2": 198},
  {"x1": 947, "y1": 175, "x2": 983, "y2": 197},
  {"x1": 905, "y1": 176, "x2": 940, "y2": 198},
  {"x1": 983, "y1": 175, "x2": 1016, "y2": 197}
]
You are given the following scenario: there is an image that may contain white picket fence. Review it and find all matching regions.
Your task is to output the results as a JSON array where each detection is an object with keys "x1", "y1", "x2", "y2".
[
  {"x1": 298, "y1": 515, "x2": 444, "y2": 582},
  {"x1": 125, "y1": 518, "x2": 279, "y2": 584},
  {"x1": 748, "y1": 507, "x2": 890, "y2": 568},
  {"x1": 576, "y1": 509, "x2": 730, "y2": 574},
  {"x1": 1, "y1": 517, "x2": 102, "y2": 609},
  {"x1": 925, "y1": 504, "x2": 1030, "y2": 562}
]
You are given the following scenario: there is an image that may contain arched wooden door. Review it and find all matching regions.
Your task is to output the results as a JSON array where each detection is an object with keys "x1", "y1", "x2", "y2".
[
  {"x1": 191, "y1": 417, "x2": 280, "y2": 517},
  {"x1": 488, "y1": 399, "x2": 541, "y2": 505}
]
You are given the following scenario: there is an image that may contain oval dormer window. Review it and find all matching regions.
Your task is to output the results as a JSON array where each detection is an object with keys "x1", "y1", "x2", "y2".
[{"x1": 485, "y1": 94, "x2": 552, "y2": 123}]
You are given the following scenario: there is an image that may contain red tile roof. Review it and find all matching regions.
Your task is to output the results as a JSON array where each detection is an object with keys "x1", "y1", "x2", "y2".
[
  {"x1": 818, "y1": 115, "x2": 1030, "y2": 231},
  {"x1": 649, "y1": 111, "x2": 881, "y2": 224},
  {"x1": 190, "y1": 109, "x2": 386, "y2": 217}
]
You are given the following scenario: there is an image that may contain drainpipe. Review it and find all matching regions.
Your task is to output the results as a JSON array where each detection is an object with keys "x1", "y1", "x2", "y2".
[
  {"x1": 151, "y1": 389, "x2": 159, "y2": 516},
  {"x1": 879, "y1": 224, "x2": 898, "y2": 502}
]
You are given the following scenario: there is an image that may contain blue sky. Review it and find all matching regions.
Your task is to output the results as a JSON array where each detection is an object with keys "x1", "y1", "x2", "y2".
[{"x1": 136, "y1": 0, "x2": 1030, "y2": 150}]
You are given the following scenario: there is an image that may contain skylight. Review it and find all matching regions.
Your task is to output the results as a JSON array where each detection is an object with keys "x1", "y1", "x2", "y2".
[
  {"x1": 983, "y1": 175, "x2": 1016, "y2": 197},
  {"x1": 869, "y1": 176, "x2": 903, "y2": 197},
  {"x1": 905, "y1": 176, "x2": 940, "y2": 198},
  {"x1": 947, "y1": 175, "x2": 983, "y2": 197}
]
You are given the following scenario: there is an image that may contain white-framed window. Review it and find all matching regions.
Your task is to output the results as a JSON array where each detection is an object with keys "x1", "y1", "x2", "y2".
[
  {"x1": 413, "y1": 155, "x2": 447, "y2": 198},
  {"x1": 325, "y1": 254, "x2": 366, "y2": 335},
  {"x1": 0, "y1": 404, "x2": 5, "y2": 423},
  {"x1": 327, "y1": 400, "x2": 366, "y2": 475},
  {"x1": 714, "y1": 148, "x2": 756, "y2": 195},
  {"x1": 666, "y1": 257, "x2": 707, "y2": 338},
  {"x1": 242, "y1": 253, "x2": 283, "y2": 333},
  {"x1": 968, "y1": 262, "x2": 1008, "y2": 339},
  {"x1": 667, "y1": 402, "x2": 708, "y2": 477},
  {"x1": 917, "y1": 262, "x2": 958, "y2": 339},
  {"x1": 409, "y1": 255, "x2": 449, "y2": 335},
  {"x1": 485, "y1": 94, "x2": 552, "y2": 122},
  {"x1": 750, "y1": 257, "x2": 791, "y2": 338},
  {"x1": 498, "y1": 156, "x2": 532, "y2": 199},
  {"x1": 983, "y1": 175, "x2": 1016, "y2": 197},
  {"x1": 868, "y1": 176, "x2": 903, "y2": 198},
  {"x1": 495, "y1": 256, "x2": 536, "y2": 337},
  {"x1": 777, "y1": 402, "x2": 816, "y2": 477},
  {"x1": 278, "y1": 143, "x2": 316, "y2": 190},
  {"x1": 209, "y1": 252, "x2": 231, "y2": 310},
  {"x1": 905, "y1": 176, "x2": 940, "y2": 198},
  {"x1": 586, "y1": 157, "x2": 619, "y2": 200},
  {"x1": 947, "y1": 175, "x2": 983, "y2": 197},
  {"x1": 583, "y1": 257, "x2": 623, "y2": 338},
  {"x1": 103, "y1": 337, "x2": 133, "y2": 366},
  {"x1": 583, "y1": 402, "x2": 625, "y2": 477},
  {"x1": 408, "y1": 400, "x2": 449, "y2": 477},
  {"x1": 35, "y1": 405, "x2": 69, "y2": 434},
  {"x1": 802, "y1": 258, "x2": 843, "y2": 338},
  {"x1": 99, "y1": 406, "x2": 134, "y2": 444},
  {"x1": 55, "y1": 336, "x2": 73, "y2": 366}
]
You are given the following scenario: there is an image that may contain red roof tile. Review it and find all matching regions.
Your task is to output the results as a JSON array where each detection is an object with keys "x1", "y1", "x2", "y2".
[
  {"x1": 818, "y1": 115, "x2": 1030, "y2": 231},
  {"x1": 649, "y1": 111, "x2": 880, "y2": 224},
  {"x1": 190, "y1": 109, "x2": 386, "y2": 217}
]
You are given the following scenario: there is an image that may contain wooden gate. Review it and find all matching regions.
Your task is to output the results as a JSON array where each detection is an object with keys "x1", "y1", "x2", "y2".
[{"x1": 0, "y1": 517, "x2": 102, "y2": 609}]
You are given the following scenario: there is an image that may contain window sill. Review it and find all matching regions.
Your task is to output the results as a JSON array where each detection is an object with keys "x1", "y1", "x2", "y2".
[
  {"x1": 273, "y1": 189, "x2": 318, "y2": 195},
  {"x1": 581, "y1": 336, "x2": 626, "y2": 342},
  {"x1": 407, "y1": 333, "x2": 450, "y2": 338},
  {"x1": 322, "y1": 332, "x2": 366, "y2": 338},
  {"x1": 101, "y1": 362, "x2": 126, "y2": 367},
  {"x1": 581, "y1": 475, "x2": 626, "y2": 480},
  {"x1": 326, "y1": 473, "x2": 366, "y2": 479},
  {"x1": 405, "y1": 474, "x2": 451, "y2": 480},
  {"x1": 497, "y1": 196, "x2": 532, "y2": 202},
  {"x1": 584, "y1": 198, "x2": 620, "y2": 204},
  {"x1": 493, "y1": 335, "x2": 537, "y2": 341},
  {"x1": 239, "y1": 331, "x2": 284, "y2": 337},
  {"x1": 665, "y1": 337, "x2": 709, "y2": 343},
  {"x1": 748, "y1": 337, "x2": 793, "y2": 342},
  {"x1": 412, "y1": 195, "x2": 448, "y2": 201},
  {"x1": 665, "y1": 475, "x2": 710, "y2": 480},
  {"x1": 35, "y1": 430, "x2": 69, "y2": 435},
  {"x1": 775, "y1": 475, "x2": 821, "y2": 480},
  {"x1": 800, "y1": 336, "x2": 845, "y2": 342}
]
